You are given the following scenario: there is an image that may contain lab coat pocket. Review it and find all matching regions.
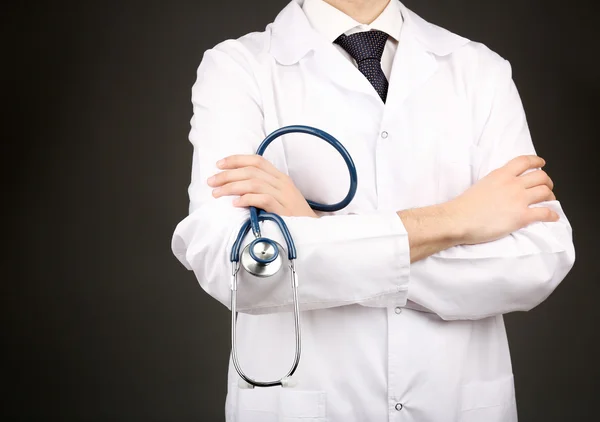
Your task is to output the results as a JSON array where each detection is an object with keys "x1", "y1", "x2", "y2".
[
  {"x1": 434, "y1": 142, "x2": 484, "y2": 203},
  {"x1": 279, "y1": 388, "x2": 327, "y2": 422},
  {"x1": 458, "y1": 374, "x2": 517, "y2": 422},
  {"x1": 236, "y1": 387, "x2": 279, "y2": 422},
  {"x1": 236, "y1": 387, "x2": 327, "y2": 422}
]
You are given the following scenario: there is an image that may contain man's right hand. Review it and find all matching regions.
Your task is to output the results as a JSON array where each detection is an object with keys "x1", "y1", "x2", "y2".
[{"x1": 446, "y1": 155, "x2": 559, "y2": 246}]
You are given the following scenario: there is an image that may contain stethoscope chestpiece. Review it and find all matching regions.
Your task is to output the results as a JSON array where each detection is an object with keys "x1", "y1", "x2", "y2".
[{"x1": 240, "y1": 237, "x2": 284, "y2": 278}]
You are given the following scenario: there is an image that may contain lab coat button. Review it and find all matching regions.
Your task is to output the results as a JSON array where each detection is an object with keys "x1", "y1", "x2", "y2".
[
  {"x1": 394, "y1": 307, "x2": 402, "y2": 314},
  {"x1": 381, "y1": 131, "x2": 389, "y2": 139},
  {"x1": 395, "y1": 403, "x2": 403, "y2": 411}
]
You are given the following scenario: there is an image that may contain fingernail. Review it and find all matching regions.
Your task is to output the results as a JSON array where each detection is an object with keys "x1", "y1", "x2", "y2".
[
  {"x1": 232, "y1": 198, "x2": 240, "y2": 205},
  {"x1": 207, "y1": 176, "x2": 215, "y2": 186},
  {"x1": 217, "y1": 159, "x2": 225, "y2": 168},
  {"x1": 212, "y1": 188, "x2": 221, "y2": 196}
]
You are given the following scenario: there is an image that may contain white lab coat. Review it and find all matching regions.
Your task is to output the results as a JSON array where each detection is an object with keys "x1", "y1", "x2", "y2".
[{"x1": 171, "y1": 1, "x2": 576, "y2": 421}]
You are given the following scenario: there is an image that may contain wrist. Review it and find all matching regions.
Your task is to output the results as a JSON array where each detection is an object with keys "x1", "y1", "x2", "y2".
[
  {"x1": 396, "y1": 203, "x2": 465, "y2": 245},
  {"x1": 438, "y1": 199, "x2": 468, "y2": 246},
  {"x1": 396, "y1": 202, "x2": 464, "y2": 263}
]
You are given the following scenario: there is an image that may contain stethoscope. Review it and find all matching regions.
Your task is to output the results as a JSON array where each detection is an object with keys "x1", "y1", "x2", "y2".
[{"x1": 229, "y1": 125, "x2": 358, "y2": 389}]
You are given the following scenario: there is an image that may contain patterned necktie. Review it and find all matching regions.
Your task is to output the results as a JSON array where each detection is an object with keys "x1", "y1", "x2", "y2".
[{"x1": 334, "y1": 29, "x2": 390, "y2": 103}]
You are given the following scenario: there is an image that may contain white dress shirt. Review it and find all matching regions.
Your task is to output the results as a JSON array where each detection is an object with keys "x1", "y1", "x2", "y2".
[
  {"x1": 303, "y1": 0, "x2": 402, "y2": 80},
  {"x1": 171, "y1": 1, "x2": 575, "y2": 421}
]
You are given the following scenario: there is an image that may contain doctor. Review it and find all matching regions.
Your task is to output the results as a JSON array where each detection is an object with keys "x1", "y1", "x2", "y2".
[{"x1": 171, "y1": 0, "x2": 576, "y2": 421}]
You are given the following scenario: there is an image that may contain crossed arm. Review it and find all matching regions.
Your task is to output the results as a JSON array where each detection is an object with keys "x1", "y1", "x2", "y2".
[{"x1": 171, "y1": 46, "x2": 575, "y2": 320}]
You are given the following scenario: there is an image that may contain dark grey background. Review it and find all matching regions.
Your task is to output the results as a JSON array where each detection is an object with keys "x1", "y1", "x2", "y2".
[{"x1": 3, "y1": 0, "x2": 598, "y2": 421}]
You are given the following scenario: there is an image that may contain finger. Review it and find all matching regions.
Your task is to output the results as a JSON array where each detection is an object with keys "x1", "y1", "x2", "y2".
[
  {"x1": 504, "y1": 155, "x2": 546, "y2": 177},
  {"x1": 523, "y1": 206, "x2": 560, "y2": 225},
  {"x1": 217, "y1": 155, "x2": 285, "y2": 180},
  {"x1": 233, "y1": 194, "x2": 287, "y2": 215},
  {"x1": 208, "y1": 166, "x2": 281, "y2": 189},
  {"x1": 212, "y1": 179, "x2": 283, "y2": 203},
  {"x1": 519, "y1": 169, "x2": 554, "y2": 190},
  {"x1": 526, "y1": 184, "x2": 555, "y2": 205}
]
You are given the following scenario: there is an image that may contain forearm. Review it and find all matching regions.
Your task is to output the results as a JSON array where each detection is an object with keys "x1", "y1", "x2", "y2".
[
  {"x1": 172, "y1": 202, "x2": 411, "y2": 314},
  {"x1": 397, "y1": 202, "x2": 463, "y2": 263},
  {"x1": 406, "y1": 200, "x2": 574, "y2": 320},
  {"x1": 396, "y1": 197, "x2": 574, "y2": 320}
]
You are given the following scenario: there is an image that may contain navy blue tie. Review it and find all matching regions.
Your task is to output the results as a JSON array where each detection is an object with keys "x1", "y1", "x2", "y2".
[{"x1": 334, "y1": 30, "x2": 389, "y2": 103}]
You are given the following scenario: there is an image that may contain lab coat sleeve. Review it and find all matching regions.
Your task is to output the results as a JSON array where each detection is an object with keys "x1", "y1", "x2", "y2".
[
  {"x1": 406, "y1": 55, "x2": 576, "y2": 321},
  {"x1": 171, "y1": 41, "x2": 411, "y2": 314}
]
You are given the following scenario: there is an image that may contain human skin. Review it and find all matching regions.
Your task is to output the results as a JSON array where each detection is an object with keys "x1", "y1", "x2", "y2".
[{"x1": 208, "y1": 154, "x2": 557, "y2": 264}]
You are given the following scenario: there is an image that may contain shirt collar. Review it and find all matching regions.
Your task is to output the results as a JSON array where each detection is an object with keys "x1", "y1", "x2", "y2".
[
  {"x1": 270, "y1": 0, "x2": 470, "y2": 65},
  {"x1": 302, "y1": 0, "x2": 403, "y2": 43}
]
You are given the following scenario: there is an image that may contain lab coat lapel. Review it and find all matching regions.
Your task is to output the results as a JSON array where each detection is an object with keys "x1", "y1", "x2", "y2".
[
  {"x1": 315, "y1": 42, "x2": 385, "y2": 101},
  {"x1": 385, "y1": 24, "x2": 438, "y2": 110},
  {"x1": 269, "y1": 0, "x2": 384, "y2": 100},
  {"x1": 385, "y1": 3, "x2": 470, "y2": 109},
  {"x1": 269, "y1": 0, "x2": 317, "y2": 66}
]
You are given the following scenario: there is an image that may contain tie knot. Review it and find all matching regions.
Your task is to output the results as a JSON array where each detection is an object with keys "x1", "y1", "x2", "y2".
[{"x1": 334, "y1": 30, "x2": 389, "y2": 63}]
